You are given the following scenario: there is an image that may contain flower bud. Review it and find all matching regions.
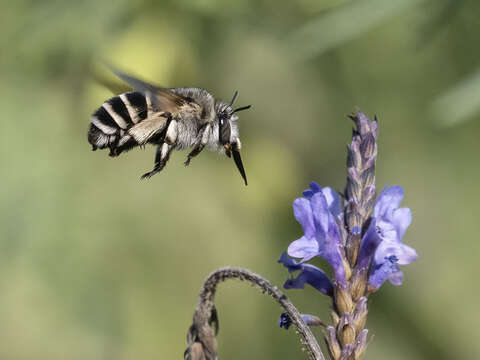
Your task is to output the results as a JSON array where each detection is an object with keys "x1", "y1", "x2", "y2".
[
  {"x1": 360, "y1": 166, "x2": 375, "y2": 191},
  {"x1": 326, "y1": 326, "x2": 341, "y2": 360},
  {"x1": 348, "y1": 168, "x2": 361, "y2": 189},
  {"x1": 340, "y1": 324, "x2": 356, "y2": 347},
  {"x1": 345, "y1": 199, "x2": 361, "y2": 232},
  {"x1": 351, "y1": 111, "x2": 376, "y2": 137},
  {"x1": 354, "y1": 329, "x2": 369, "y2": 360},
  {"x1": 335, "y1": 287, "x2": 354, "y2": 314},
  {"x1": 278, "y1": 312, "x2": 292, "y2": 329},
  {"x1": 362, "y1": 185, "x2": 376, "y2": 216},
  {"x1": 353, "y1": 297, "x2": 368, "y2": 333},
  {"x1": 346, "y1": 227, "x2": 361, "y2": 265},
  {"x1": 340, "y1": 343, "x2": 354, "y2": 360},
  {"x1": 331, "y1": 311, "x2": 340, "y2": 327},
  {"x1": 337, "y1": 313, "x2": 355, "y2": 347},
  {"x1": 342, "y1": 257, "x2": 352, "y2": 281},
  {"x1": 360, "y1": 133, "x2": 376, "y2": 160},
  {"x1": 350, "y1": 270, "x2": 367, "y2": 301},
  {"x1": 347, "y1": 139, "x2": 362, "y2": 169}
]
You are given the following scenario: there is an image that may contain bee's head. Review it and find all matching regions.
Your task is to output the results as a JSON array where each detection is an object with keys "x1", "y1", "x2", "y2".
[{"x1": 216, "y1": 91, "x2": 251, "y2": 185}]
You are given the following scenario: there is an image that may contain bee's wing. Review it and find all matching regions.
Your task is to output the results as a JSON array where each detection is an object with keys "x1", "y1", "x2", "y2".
[
  {"x1": 91, "y1": 69, "x2": 131, "y2": 95},
  {"x1": 109, "y1": 65, "x2": 188, "y2": 114}
]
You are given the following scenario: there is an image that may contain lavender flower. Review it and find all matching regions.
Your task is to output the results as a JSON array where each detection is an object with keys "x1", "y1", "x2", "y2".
[
  {"x1": 286, "y1": 183, "x2": 347, "y2": 287},
  {"x1": 357, "y1": 185, "x2": 418, "y2": 290},
  {"x1": 278, "y1": 253, "x2": 333, "y2": 296},
  {"x1": 278, "y1": 113, "x2": 418, "y2": 359}
]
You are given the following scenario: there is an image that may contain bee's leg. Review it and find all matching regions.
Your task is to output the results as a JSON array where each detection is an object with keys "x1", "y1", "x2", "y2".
[
  {"x1": 165, "y1": 119, "x2": 177, "y2": 145},
  {"x1": 184, "y1": 124, "x2": 210, "y2": 166},
  {"x1": 184, "y1": 144, "x2": 204, "y2": 166},
  {"x1": 141, "y1": 142, "x2": 173, "y2": 179}
]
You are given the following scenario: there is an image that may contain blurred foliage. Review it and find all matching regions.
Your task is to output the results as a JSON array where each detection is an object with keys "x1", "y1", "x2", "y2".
[{"x1": 0, "y1": 0, "x2": 479, "y2": 359}]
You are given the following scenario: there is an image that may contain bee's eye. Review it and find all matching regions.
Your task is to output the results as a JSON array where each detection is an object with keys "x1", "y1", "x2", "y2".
[{"x1": 219, "y1": 116, "x2": 231, "y2": 145}]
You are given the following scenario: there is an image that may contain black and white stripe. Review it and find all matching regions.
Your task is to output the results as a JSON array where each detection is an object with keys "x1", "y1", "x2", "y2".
[
  {"x1": 88, "y1": 92, "x2": 149, "y2": 154},
  {"x1": 122, "y1": 92, "x2": 148, "y2": 123}
]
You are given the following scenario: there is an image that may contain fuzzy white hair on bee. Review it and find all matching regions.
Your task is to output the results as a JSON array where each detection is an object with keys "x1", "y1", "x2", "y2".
[{"x1": 88, "y1": 66, "x2": 251, "y2": 185}]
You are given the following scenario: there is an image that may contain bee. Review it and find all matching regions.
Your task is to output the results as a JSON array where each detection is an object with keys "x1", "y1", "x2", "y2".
[{"x1": 87, "y1": 67, "x2": 251, "y2": 185}]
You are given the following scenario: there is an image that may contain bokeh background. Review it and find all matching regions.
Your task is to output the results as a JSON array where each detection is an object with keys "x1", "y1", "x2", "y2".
[{"x1": 1, "y1": 0, "x2": 479, "y2": 359}]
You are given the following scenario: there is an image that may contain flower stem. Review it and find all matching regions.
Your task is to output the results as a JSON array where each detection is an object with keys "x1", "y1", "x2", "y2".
[{"x1": 185, "y1": 267, "x2": 326, "y2": 360}]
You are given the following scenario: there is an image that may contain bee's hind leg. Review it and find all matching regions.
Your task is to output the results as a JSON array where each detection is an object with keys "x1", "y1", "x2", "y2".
[
  {"x1": 141, "y1": 143, "x2": 173, "y2": 179},
  {"x1": 184, "y1": 124, "x2": 210, "y2": 166}
]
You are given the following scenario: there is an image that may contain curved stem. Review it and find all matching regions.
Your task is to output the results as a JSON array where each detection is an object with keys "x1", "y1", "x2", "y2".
[{"x1": 186, "y1": 267, "x2": 326, "y2": 360}]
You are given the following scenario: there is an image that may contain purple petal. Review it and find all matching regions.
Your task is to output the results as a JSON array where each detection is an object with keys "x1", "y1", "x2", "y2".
[
  {"x1": 278, "y1": 252, "x2": 302, "y2": 272},
  {"x1": 374, "y1": 241, "x2": 418, "y2": 265},
  {"x1": 310, "y1": 182, "x2": 321, "y2": 193},
  {"x1": 374, "y1": 185, "x2": 404, "y2": 219},
  {"x1": 283, "y1": 263, "x2": 333, "y2": 296},
  {"x1": 395, "y1": 243, "x2": 418, "y2": 265},
  {"x1": 376, "y1": 219, "x2": 397, "y2": 242},
  {"x1": 320, "y1": 223, "x2": 347, "y2": 287},
  {"x1": 302, "y1": 189, "x2": 314, "y2": 198},
  {"x1": 293, "y1": 198, "x2": 315, "y2": 238},
  {"x1": 287, "y1": 236, "x2": 318, "y2": 261},
  {"x1": 310, "y1": 192, "x2": 330, "y2": 234},
  {"x1": 388, "y1": 270, "x2": 404, "y2": 286},
  {"x1": 307, "y1": 192, "x2": 346, "y2": 286},
  {"x1": 278, "y1": 313, "x2": 292, "y2": 329},
  {"x1": 357, "y1": 219, "x2": 382, "y2": 270},
  {"x1": 368, "y1": 257, "x2": 399, "y2": 289},
  {"x1": 392, "y1": 207, "x2": 412, "y2": 240},
  {"x1": 322, "y1": 187, "x2": 342, "y2": 218},
  {"x1": 303, "y1": 182, "x2": 322, "y2": 198},
  {"x1": 320, "y1": 251, "x2": 346, "y2": 287}
]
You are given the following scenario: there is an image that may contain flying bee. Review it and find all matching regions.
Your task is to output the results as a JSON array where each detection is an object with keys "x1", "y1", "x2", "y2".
[{"x1": 87, "y1": 67, "x2": 251, "y2": 185}]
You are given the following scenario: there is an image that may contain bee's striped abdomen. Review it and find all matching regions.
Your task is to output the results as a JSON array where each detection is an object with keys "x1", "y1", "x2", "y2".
[
  {"x1": 121, "y1": 92, "x2": 148, "y2": 123},
  {"x1": 88, "y1": 92, "x2": 148, "y2": 155}
]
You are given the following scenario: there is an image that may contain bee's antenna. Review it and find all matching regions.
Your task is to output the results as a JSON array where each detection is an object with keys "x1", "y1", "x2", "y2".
[
  {"x1": 229, "y1": 90, "x2": 239, "y2": 106},
  {"x1": 232, "y1": 105, "x2": 252, "y2": 113}
]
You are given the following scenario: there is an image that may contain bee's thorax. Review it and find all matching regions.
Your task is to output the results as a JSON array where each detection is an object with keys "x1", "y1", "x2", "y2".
[{"x1": 170, "y1": 87, "x2": 216, "y2": 123}]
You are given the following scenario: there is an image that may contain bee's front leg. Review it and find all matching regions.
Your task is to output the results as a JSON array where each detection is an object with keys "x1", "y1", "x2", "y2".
[
  {"x1": 184, "y1": 144, "x2": 204, "y2": 166},
  {"x1": 184, "y1": 124, "x2": 210, "y2": 166},
  {"x1": 141, "y1": 142, "x2": 173, "y2": 179}
]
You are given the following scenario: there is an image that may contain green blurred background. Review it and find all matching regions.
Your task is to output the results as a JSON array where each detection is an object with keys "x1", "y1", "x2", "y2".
[{"x1": 1, "y1": 0, "x2": 479, "y2": 359}]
